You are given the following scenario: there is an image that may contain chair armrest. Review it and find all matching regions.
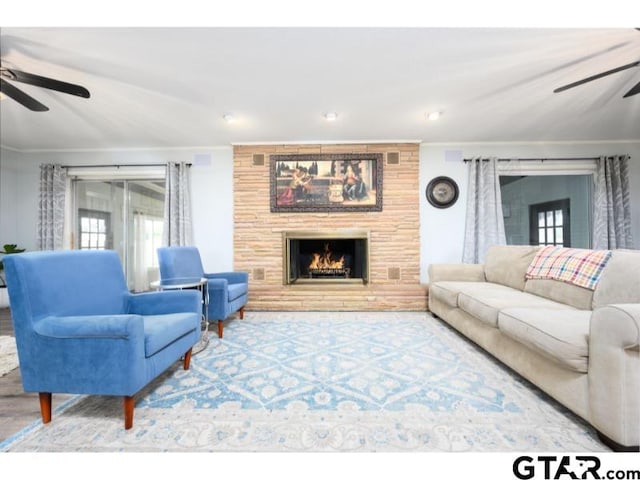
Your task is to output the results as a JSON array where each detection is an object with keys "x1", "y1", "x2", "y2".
[
  {"x1": 126, "y1": 290, "x2": 201, "y2": 316},
  {"x1": 29, "y1": 315, "x2": 147, "y2": 395},
  {"x1": 428, "y1": 264, "x2": 486, "y2": 283},
  {"x1": 205, "y1": 271, "x2": 248, "y2": 285},
  {"x1": 34, "y1": 314, "x2": 144, "y2": 339},
  {"x1": 205, "y1": 277, "x2": 228, "y2": 292},
  {"x1": 588, "y1": 304, "x2": 640, "y2": 447}
]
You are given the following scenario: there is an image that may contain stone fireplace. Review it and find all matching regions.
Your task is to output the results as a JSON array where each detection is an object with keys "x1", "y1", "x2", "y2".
[
  {"x1": 283, "y1": 229, "x2": 369, "y2": 285},
  {"x1": 233, "y1": 142, "x2": 427, "y2": 311}
]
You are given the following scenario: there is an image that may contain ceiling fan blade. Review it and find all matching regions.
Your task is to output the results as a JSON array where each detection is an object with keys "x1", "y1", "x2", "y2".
[
  {"x1": 623, "y1": 80, "x2": 640, "y2": 98},
  {"x1": 554, "y1": 60, "x2": 640, "y2": 93},
  {"x1": 0, "y1": 78, "x2": 49, "y2": 111},
  {"x1": 5, "y1": 68, "x2": 90, "y2": 98}
]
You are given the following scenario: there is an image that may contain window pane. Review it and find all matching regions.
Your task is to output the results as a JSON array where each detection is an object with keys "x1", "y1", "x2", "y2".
[
  {"x1": 546, "y1": 211, "x2": 554, "y2": 226},
  {"x1": 539, "y1": 228, "x2": 545, "y2": 243},
  {"x1": 81, "y1": 235, "x2": 89, "y2": 248},
  {"x1": 127, "y1": 180, "x2": 166, "y2": 292},
  {"x1": 555, "y1": 227, "x2": 563, "y2": 244},
  {"x1": 555, "y1": 209, "x2": 563, "y2": 226},
  {"x1": 98, "y1": 220, "x2": 106, "y2": 233},
  {"x1": 81, "y1": 217, "x2": 89, "y2": 231},
  {"x1": 538, "y1": 212, "x2": 545, "y2": 227},
  {"x1": 547, "y1": 227, "x2": 554, "y2": 243}
]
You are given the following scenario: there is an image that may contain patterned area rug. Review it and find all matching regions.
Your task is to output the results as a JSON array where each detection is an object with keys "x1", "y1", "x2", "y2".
[
  {"x1": 0, "y1": 312, "x2": 608, "y2": 452},
  {"x1": 0, "y1": 335, "x2": 18, "y2": 377}
]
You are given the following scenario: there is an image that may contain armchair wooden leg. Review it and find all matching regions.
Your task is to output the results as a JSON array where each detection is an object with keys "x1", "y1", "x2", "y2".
[
  {"x1": 124, "y1": 396, "x2": 135, "y2": 430},
  {"x1": 183, "y1": 348, "x2": 193, "y2": 370},
  {"x1": 39, "y1": 392, "x2": 52, "y2": 424},
  {"x1": 217, "y1": 321, "x2": 224, "y2": 338},
  {"x1": 239, "y1": 307, "x2": 245, "y2": 320}
]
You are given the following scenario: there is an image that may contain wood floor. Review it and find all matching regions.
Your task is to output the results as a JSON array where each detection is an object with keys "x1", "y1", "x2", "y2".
[{"x1": 0, "y1": 307, "x2": 73, "y2": 444}]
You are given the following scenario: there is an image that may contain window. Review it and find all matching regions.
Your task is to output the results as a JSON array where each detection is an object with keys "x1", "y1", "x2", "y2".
[
  {"x1": 499, "y1": 174, "x2": 592, "y2": 249},
  {"x1": 78, "y1": 209, "x2": 111, "y2": 250},
  {"x1": 529, "y1": 199, "x2": 570, "y2": 246},
  {"x1": 73, "y1": 176, "x2": 165, "y2": 292}
]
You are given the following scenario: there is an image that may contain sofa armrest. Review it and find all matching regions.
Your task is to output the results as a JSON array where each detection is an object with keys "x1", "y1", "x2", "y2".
[
  {"x1": 588, "y1": 304, "x2": 640, "y2": 448},
  {"x1": 428, "y1": 264, "x2": 486, "y2": 283},
  {"x1": 126, "y1": 290, "x2": 201, "y2": 316}
]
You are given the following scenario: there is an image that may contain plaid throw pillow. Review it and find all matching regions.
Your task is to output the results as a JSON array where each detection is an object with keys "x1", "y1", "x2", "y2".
[{"x1": 525, "y1": 245, "x2": 612, "y2": 290}]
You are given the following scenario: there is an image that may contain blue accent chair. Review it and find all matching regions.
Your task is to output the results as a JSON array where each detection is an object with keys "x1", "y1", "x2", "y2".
[
  {"x1": 2, "y1": 249, "x2": 201, "y2": 430},
  {"x1": 157, "y1": 246, "x2": 248, "y2": 338}
]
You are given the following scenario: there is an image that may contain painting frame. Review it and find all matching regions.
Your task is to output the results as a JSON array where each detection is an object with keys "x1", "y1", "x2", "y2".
[{"x1": 270, "y1": 153, "x2": 383, "y2": 213}]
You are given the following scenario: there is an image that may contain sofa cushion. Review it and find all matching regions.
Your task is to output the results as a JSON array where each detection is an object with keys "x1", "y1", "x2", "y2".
[
  {"x1": 458, "y1": 288, "x2": 574, "y2": 328},
  {"x1": 498, "y1": 308, "x2": 591, "y2": 373},
  {"x1": 592, "y1": 249, "x2": 640, "y2": 309},
  {"x1": 143, "y1": 313, "x2": 199, "y2": 357},
  {"x1": 524, "y1": 278, "x2": 593, "y2": 310},
  {"x1": 428, "y1": 281, "x2": 511, "y2": 308},
  {"x1": 484, "y1": 245, "x2": 540, "y2": 291}
]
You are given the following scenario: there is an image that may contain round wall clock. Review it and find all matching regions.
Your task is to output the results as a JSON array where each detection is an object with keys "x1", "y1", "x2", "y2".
[{"x1": 426, "y1": 176, "x2": 459, "y2": 208}]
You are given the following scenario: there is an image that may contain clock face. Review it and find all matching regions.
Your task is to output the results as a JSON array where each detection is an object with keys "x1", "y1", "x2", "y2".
[
  {"x1": 426, "y1": 176, "x2": 459, "y2": 208},
  {"x1": 433, "y1": 182, "x2": 455, "y2": 202}
]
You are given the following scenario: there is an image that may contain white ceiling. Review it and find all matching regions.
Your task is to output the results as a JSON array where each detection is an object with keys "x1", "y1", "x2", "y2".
[{"x1": 1, "y1": 26, "x2": 639, "y2": 151}]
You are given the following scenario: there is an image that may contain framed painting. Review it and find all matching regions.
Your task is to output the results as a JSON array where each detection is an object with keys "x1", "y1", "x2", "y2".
[{"x1": 270, "y1": 153, "x2": 383, "y2": 212}]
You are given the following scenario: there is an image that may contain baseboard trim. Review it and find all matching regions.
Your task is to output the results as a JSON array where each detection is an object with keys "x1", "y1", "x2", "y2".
[{"x1": 597, "y1": 431, "x2": 640, "y2": 452}]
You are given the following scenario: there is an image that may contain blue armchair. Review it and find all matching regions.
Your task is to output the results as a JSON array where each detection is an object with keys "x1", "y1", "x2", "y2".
[
  {"x1": 2, "y1": 249, "x2": 201, "y2": 430},
  {"x1": 157, "y1": 246, "x2": 248, "y2": 338}
]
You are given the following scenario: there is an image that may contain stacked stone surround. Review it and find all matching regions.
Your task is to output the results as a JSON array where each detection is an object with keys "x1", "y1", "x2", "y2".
[{"x1": 233, "y1": 143, "x2": 427, "y2": 311}]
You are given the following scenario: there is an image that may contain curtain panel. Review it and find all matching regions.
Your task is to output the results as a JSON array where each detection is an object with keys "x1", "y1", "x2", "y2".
[
  {"x1": 162, "y1": 162, "x2": 193, "y2": 246},
  {"x1": 592, "y1": 155, "x2": 633, "y2": 249},
  {"x1": 462, "y1": 157, "x2": 506, "y2": 263},
  {"x1": 37, "y1": 164, "x2": 67, "y2": 250}
]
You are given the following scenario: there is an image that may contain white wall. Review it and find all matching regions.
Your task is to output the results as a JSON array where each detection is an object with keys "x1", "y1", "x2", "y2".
[
  {"x1": 420, "y1": 142, "x2": 640, "y2": 283},
  {"x1": 0, "y1": 146, "x2": 235, "y2": 273}
]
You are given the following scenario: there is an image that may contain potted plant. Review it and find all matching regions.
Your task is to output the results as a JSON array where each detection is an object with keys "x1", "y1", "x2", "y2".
[{"x1": 0, "y1": 244, "x2": 26, "y2": 287}]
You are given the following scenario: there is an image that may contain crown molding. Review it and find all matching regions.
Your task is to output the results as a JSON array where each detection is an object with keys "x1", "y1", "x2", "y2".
[
  {"x1": 0, "y1": 144, "x2": 22, "y2": 152},
  {"x1": 0, "y1": 145, "x2": 233, "y2": 154}
]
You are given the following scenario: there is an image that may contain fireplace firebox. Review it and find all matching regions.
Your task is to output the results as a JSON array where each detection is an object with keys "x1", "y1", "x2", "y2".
[{"x1": 283, "y1": 229, "x2": 370, "y2": 285}]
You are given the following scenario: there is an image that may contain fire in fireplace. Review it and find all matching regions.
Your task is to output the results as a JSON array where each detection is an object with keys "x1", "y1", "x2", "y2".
[
  {"x1": 283, "y1": 230, "x2": 369, "y2": 284},
  {"x1": 308, "y1": 242, "x2": 349, "y2": 279}
]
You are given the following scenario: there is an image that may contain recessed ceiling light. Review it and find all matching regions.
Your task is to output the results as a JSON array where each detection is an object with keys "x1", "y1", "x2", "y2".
[
  {"x1": 426, "y1": 111, "x2": 441, "y2": 121},
  {"x1": 324, "y1": 112, "x2": 338, "y2": 122},
  {"x1": 222, "y1": 114, "x2": 234, "y2": 123}
]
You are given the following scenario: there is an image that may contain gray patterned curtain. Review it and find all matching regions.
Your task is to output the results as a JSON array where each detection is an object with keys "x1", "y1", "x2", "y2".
[
  {"x1": 162, "y1": 162, "x2": 193, "y2": 246},
  {"x1": 592, "y1": 155, "x2": 633, "y2": 249},
  {"x1": 462, "y1": 157, "x2": 506, "y2": 263},
  {"x1": 37, "y1": 164, "x2": 67, "y2": 250}
]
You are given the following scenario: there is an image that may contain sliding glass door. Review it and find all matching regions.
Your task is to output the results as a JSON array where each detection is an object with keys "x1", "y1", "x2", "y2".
[{"x1": 74, "y1": 179, "x2": 165, "y2": 291}]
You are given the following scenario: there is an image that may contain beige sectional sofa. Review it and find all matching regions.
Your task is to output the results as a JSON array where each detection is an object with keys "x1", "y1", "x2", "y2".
[{"x1": 428, "y1": 245, "x2": 640, "y2": 451}]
